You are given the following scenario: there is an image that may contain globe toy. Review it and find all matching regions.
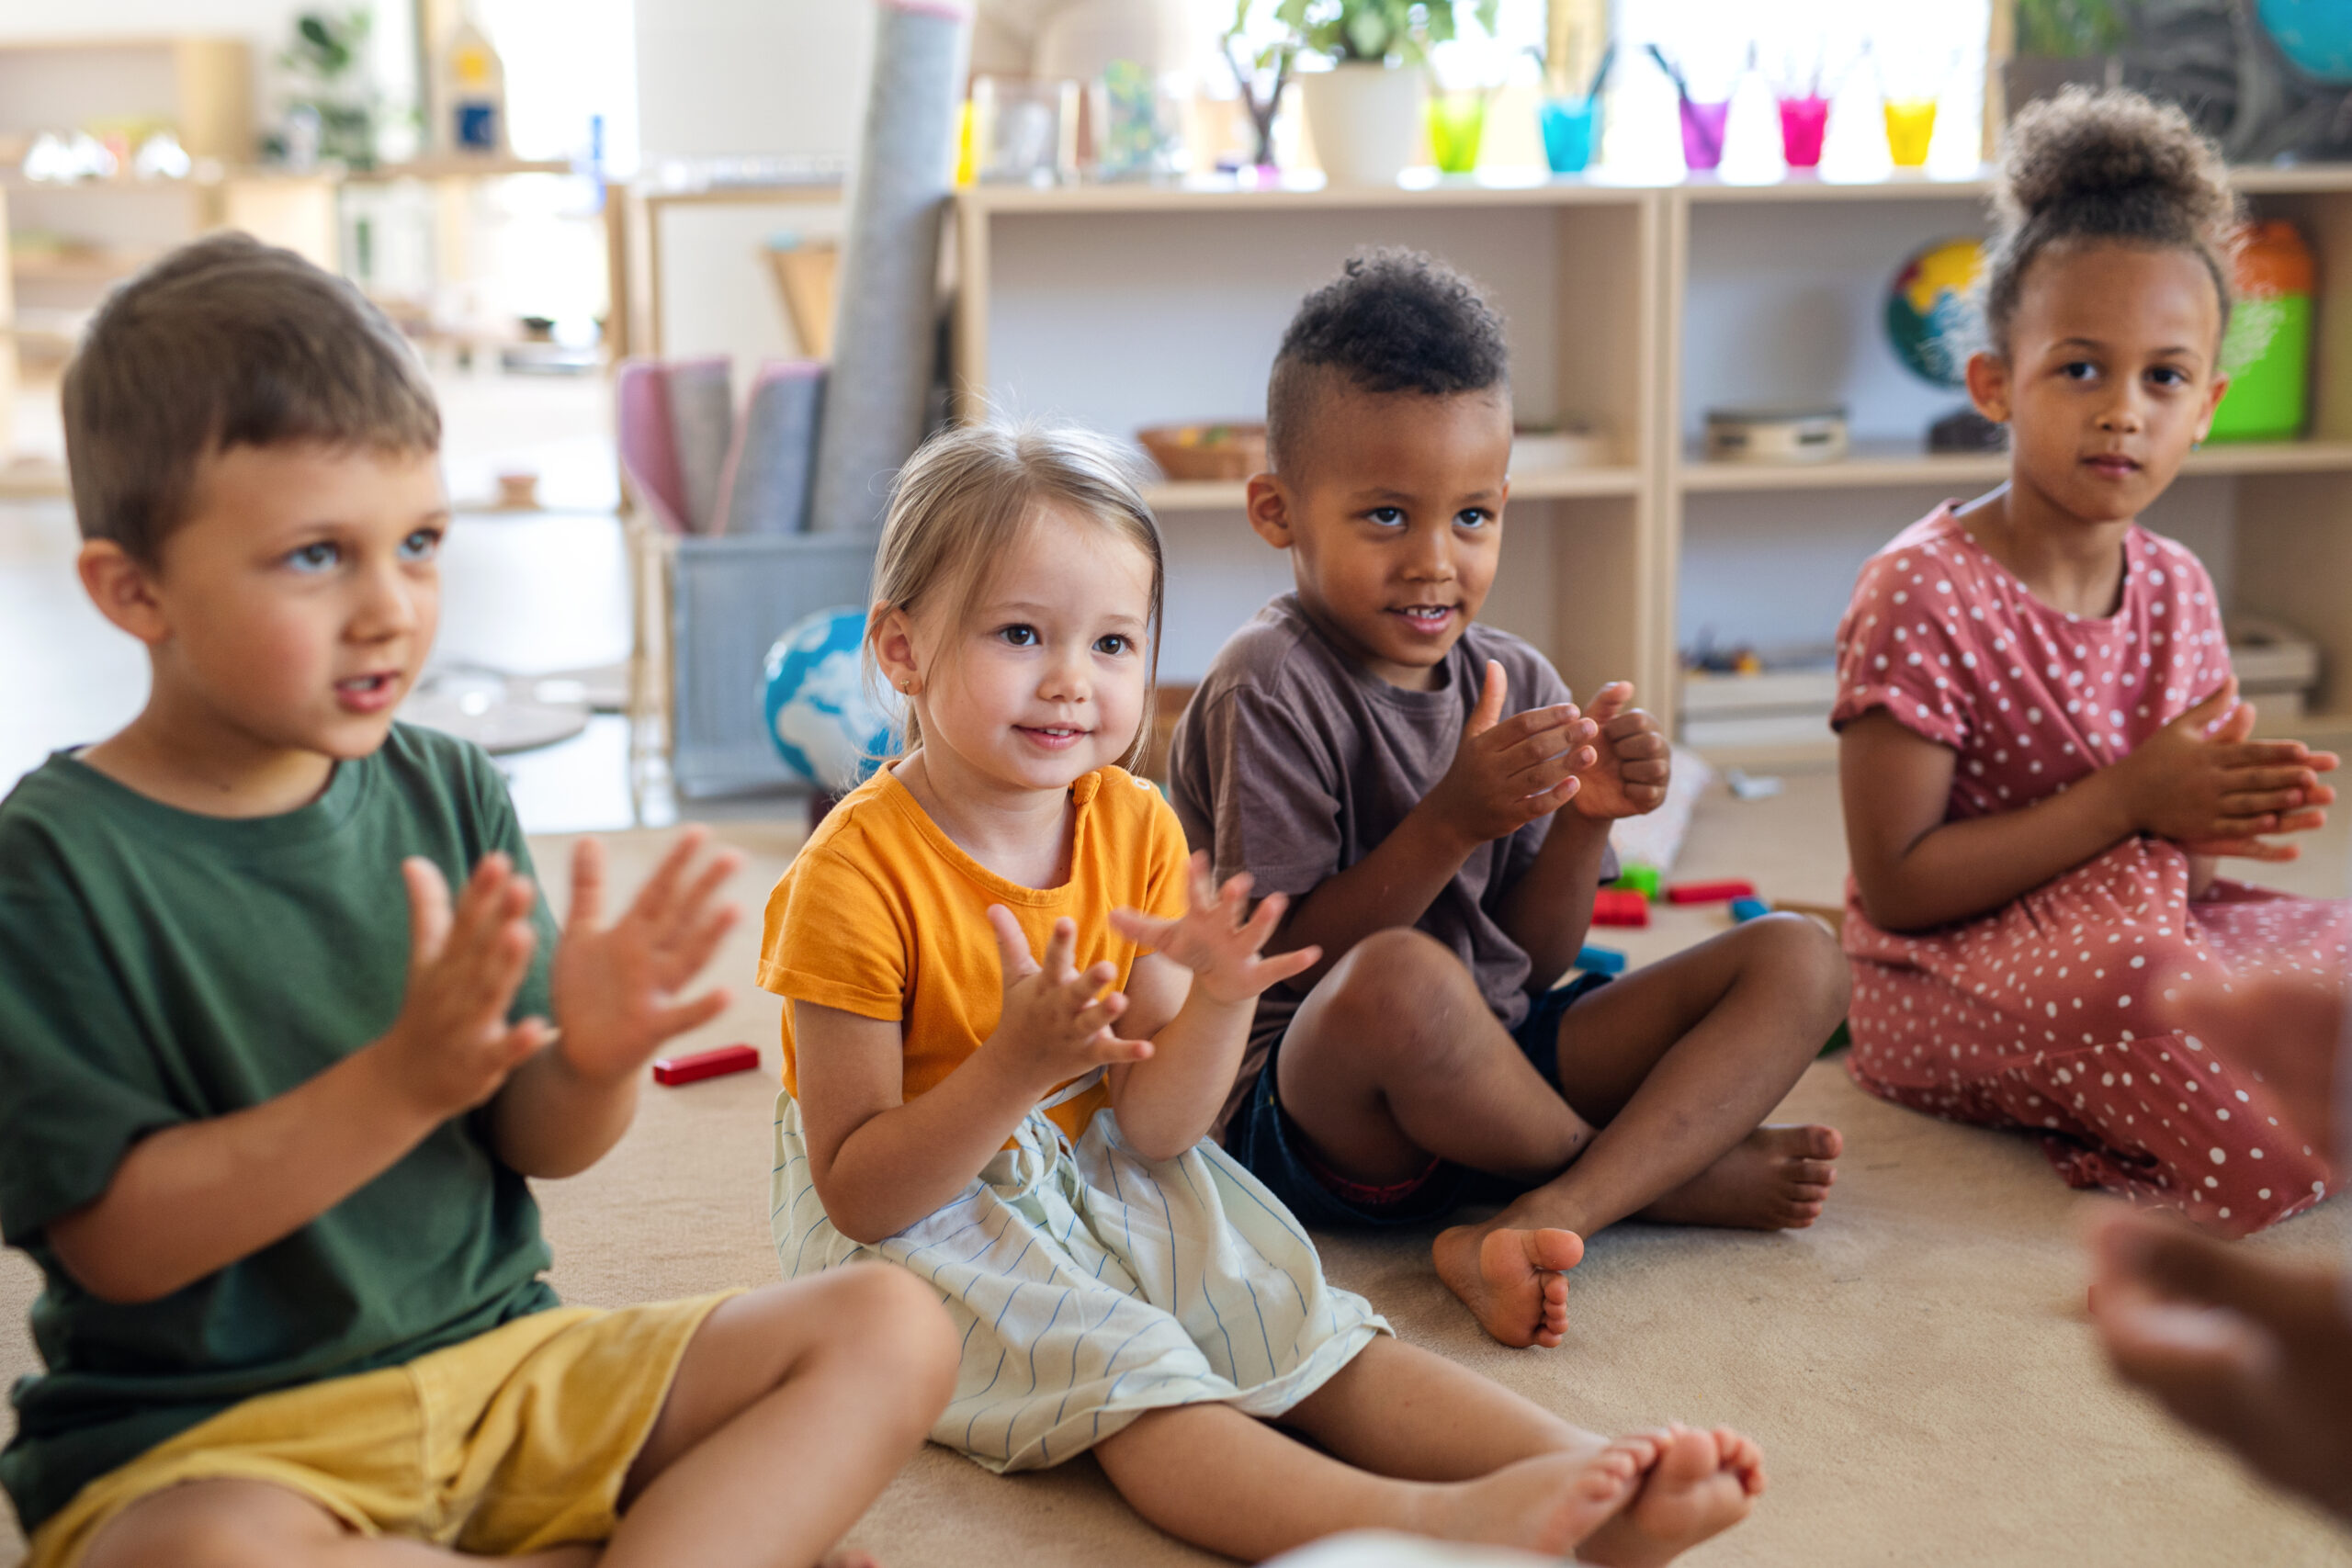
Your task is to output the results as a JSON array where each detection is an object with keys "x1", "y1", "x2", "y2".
[
  {"x1": 762, "y1": 607, "x2": 900, "y2": 795},
  {"x1": 1885, "y1": 236, "x2": 1984, "y2": 389},
  {"x1": 2259, "y1": 0, "x2": 2352, "y2": 85}
]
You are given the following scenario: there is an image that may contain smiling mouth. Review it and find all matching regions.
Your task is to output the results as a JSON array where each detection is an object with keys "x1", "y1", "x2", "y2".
[
  {"x1": 1390, "y1": 604, "x2": 1457, "y2": 633},
  {"x1": 1016, "y1": 724, "x2": 1089, "y2": 748}
]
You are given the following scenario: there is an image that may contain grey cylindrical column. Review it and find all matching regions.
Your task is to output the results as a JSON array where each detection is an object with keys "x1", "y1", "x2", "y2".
[{"x1": 808, "y1": 0, "x2": 972, "y2": 533}]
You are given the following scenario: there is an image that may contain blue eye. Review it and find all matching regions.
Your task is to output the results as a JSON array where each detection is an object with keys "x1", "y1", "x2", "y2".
[
  {"x1": 398, "y1": 529, "x2": 441, "y2": 562},
  {"x1": 999, "y1": 625, "x2": 1038, "y2": 648},
  {"x1": 288, "y1": 541, "x2": 339, "y2": 573}
]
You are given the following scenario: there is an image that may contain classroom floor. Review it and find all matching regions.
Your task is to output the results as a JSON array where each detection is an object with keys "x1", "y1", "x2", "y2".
[{"x1": 4, "y1": 769, "x2": 2347, "y2": 1567}]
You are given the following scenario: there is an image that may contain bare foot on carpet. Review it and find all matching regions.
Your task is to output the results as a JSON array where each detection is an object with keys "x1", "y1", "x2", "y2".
[
  {"x1": 1420, "y1": 1437, "x2": 1660, "y2": 1557},
  {"x1": 1432, "y1": 1224, "x2": 1585, "y2": 1348},
  {"x1": 1637, "y1": 1124, "x2": 1841, "y2": 1230},
  {"x1": 1577, "y1": 1424, "x2": 1765, "y2": 1566}
]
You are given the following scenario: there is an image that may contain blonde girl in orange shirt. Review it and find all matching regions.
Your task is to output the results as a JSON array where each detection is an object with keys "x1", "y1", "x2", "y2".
[{"x1": 757, "y1": 421, "x2": 1764, "y2": 1565}]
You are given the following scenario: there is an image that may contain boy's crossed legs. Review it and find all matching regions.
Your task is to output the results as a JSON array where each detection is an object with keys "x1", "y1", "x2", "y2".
[
  {"x1": 77, "y1": 1266, "x2": 957, "y2": 1568},
  {"x1": 1276, "y1": 914, "x2": 1850, "y2": 1347}
]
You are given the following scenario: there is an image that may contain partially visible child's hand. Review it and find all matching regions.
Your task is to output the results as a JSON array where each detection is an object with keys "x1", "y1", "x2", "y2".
[
  {"x1": 382, "y1": 853, "x2": 548, "y2": 1117},
  {"x1": 2122, "y1": 679, "x2": 2338, "y2": 862},
  {"x1": 984, "y1": 909, "x2": 1152, "y2": 1090},
  {"x1": 1568, "y1": 682, "x2": 1670, "y2": 820},
  {"x1": 1109, "y1": 852, "x2": 1321, "y2": 1008},
  {"x1": 550, "y1": 829, "x2": 741, "y2": 1083},
  {"x1": 1421, "y1": 660, "x2": 1599, "y2": 849}
]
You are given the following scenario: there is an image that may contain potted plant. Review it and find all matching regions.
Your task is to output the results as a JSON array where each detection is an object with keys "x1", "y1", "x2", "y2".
[
  {"x1": 1222, "y1": 0, "x2": 1298, "y2": 171},
  {"x1": 1271, "y1": 0, "x2": 1499, "y2": 184},
  {"x1": 2004, "y1": 0, "x2": 2125, "y2": 119}
]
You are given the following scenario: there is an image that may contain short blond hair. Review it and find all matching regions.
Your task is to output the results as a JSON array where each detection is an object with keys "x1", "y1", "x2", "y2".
[{"x1": 867, "y1": 422, "x2": 1165, "y2": 770}]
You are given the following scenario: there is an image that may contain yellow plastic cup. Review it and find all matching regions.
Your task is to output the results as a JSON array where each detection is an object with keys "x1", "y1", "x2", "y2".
[{"x1": 1883, "y1": 97, "x2": 1936, "y2": 167}]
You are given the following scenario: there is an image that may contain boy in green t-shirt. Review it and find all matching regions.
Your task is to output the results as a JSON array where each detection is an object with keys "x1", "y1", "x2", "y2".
[{"x1": 0, "y1": 233, "x2": 956, "y2": 1568}]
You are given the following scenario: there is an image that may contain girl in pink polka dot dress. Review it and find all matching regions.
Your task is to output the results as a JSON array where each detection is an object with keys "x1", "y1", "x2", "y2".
[{"x1": 1833, "y1": 88, "x2": 2349, "y2": 1237}]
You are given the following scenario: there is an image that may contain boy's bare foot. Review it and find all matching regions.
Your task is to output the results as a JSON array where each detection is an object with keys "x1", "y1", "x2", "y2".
[
  {"x1": 1432, "y1": 1224, "x2": 1585, "y2": 1348},
  {"x1": 1577, "y1": 1424, "x2": 1765, "y2": 1567},
  {"x1": 1637, "y1": 1124, "x2": 1841, "y2": 1230},
  {"x1": 1420, "y1": 1437, "x2": 1660, "y2": 1556}
]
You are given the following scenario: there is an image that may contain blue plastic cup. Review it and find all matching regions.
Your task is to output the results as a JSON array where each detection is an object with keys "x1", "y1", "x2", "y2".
[{"x1": 1540, "y1": 96, "x2": 1599, "y2": 174}]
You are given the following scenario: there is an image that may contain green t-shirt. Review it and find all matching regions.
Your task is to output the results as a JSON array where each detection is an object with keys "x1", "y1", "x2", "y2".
[{"x1": 0, "y1": 724, "x2": 563, "y2": 1534}]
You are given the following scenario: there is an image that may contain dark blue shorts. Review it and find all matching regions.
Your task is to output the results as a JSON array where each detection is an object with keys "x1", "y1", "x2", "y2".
[{"x1": 1224, "y1": 972, "x2": 1611, "y2": 1230}]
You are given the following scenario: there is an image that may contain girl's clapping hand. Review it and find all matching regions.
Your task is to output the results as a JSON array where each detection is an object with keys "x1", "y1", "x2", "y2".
[
  {"x1": 984, "y1": 909, "x2": 1153, "y2": 1085},
  {"x1": 1110, "y1": 853, "x2": 1321, "y2": 1008},
  {"x1": 2120, "y1": 678, "x2": 2339, "y2": 861}
]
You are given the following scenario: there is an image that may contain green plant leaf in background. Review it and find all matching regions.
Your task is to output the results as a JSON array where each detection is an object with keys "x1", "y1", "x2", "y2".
[
  {"x1": 1264, "y1": 0, "x2": 1499, "y2": 68},
  {"x1": 2016, "y1": 0, "x2": 2125, "y2": 57}
]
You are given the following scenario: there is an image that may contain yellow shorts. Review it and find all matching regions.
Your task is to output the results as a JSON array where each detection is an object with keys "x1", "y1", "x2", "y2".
[{"x1": 27, "y1": 1292, "x2": 737, "y2": 1568}]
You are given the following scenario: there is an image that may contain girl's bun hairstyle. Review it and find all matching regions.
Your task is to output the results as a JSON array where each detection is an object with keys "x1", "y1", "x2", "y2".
[{"x1": 1982, "y1": 85, "x2": 2240, "y2": 352}]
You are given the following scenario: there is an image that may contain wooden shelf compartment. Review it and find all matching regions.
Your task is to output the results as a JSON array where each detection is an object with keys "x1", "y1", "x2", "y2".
[{"x1": 1140, "y1": 464, "x2": 1644, "y2": 513}]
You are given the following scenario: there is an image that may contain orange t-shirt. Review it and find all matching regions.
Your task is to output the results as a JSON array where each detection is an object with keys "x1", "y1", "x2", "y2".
[{"x1": 756, "y1": 764, "x2": 1191, "y2": 1143}]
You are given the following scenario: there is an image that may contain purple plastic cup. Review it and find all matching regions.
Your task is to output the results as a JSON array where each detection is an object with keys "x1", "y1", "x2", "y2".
[
  {"x1": 1777, "y1": 95, "x2": 1828, "y2": 167},
  {"x1": 1679, "y1": 97, "x2": 1730, "y2": 171}
]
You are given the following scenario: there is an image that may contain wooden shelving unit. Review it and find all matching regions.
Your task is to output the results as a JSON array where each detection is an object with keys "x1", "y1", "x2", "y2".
[
  {"x1": 950, "y1": 164, "x2": 2352, "y2": 750},
  {"x1": 954, "y1": 175, "x2": 1667, "y2": 701}
]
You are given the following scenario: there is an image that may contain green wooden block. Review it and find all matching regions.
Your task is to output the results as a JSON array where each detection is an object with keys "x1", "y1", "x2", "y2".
[{"x1": 1613, "y1": 863, "x2": 1661, "y2": 897}]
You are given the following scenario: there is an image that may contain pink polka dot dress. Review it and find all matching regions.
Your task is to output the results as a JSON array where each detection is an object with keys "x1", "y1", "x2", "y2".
[{"x1": 1833, "y1": 505, "x2": 2350, "y2": 1236}]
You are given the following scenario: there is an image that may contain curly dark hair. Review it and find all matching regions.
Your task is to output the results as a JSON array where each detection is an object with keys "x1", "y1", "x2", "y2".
[
  {"x1": 1266, "y1": 248, "x2": 1510, "y2": 474},
  {"x1": 1982, "y1": 85, "x2": 2239, "y2": 355}
]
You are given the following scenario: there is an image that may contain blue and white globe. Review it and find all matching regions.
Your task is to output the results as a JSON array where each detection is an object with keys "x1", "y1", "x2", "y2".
[{"x1": 762, "y1": 608, "x2": 900, "y2": 795}]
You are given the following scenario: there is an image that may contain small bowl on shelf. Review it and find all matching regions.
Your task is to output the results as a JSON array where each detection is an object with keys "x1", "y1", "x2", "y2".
[{"x1": 1136, "y1": 422, "x2": 1267, "y2": 482}]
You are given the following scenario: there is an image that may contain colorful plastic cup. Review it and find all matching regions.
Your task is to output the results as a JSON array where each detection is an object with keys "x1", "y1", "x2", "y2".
[
  {"x1": 1539, "y1": 95, "x2": 1599, "y2": 173},
  {"x1": 1777, "y1": 95, "x2": 1828, "y2": 168},
  {"x1": 1679, "y1": 97, "x2": 1730, "y2": 171},
  {"x1": 1426, "y1": 90, "x2": 1487, "y2": 174},
  {"x1": 1884, "y1": 96, "x2": 1937, "y2": 167}
]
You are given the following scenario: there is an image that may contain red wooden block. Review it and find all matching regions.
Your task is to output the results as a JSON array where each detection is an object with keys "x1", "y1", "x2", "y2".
[
  {"x1": 1591, "y1": 889, "x2": 1650, "y2": 927},
  {"x1": 652, "y1": 1043, "x2": 760, "y2": 1086},
  {"x1": 1667, "y1": 880, "x2": 1757, "y2": 905}
]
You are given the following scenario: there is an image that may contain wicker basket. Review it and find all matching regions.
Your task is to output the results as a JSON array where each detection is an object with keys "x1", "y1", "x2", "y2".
[{"x1": 1136, "y1": 423, "x2": 1267, "y2": 482}]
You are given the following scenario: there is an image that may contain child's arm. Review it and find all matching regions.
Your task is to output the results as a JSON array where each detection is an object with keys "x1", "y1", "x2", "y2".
[
  {"x1": 796, "y1": 914, "x2": 1150, "y2": 1244},
  {"x1": 1272, "y1": 660, "x2": 1597, "y2": 987},
  {"x1": 1104, "y1": 856, "x2": 1320, "y2": 1160},
  {"x1": 489, "y1": 831, "x2": 741, "y2": 1179},
  {"x1": 1498, "y1": 682, "x2": 1669, "y2": 988},
  {"x1": 1844, "y1": 679, "x2": 2337, "y2": 932},
  {"x1": 45, "y1": 855, "x2": 547, "y2": 1304}
]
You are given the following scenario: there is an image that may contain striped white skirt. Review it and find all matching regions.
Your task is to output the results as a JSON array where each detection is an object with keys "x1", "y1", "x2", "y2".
[{"x1": 770, "y1": 1085, "x2": 1387, "y2": 1470}]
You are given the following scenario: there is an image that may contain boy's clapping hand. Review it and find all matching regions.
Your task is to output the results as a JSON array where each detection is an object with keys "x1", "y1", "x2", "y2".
[
  {"x1": 1424, "y1": 660, "x2": 1599, "y2": 847},
  {"x1": 2120, "y1": 678, "x2": 2338, "y2": 862},
  {"x1": 384, "y1": 852, "x2": 549, "y2": 1116},
  {"x1": 1568, "y1": 682, "x2": 1671, "y2": 820},
  {"x1": 1110, "y1": 853, "x2": 1321, "y2": 1007},
  {"x1": 986, "y1": 910, "x2": 1154, "y2": 1084},
  {"x1": 550, "y1": 829, "x2": 743, "y2": 1082}
]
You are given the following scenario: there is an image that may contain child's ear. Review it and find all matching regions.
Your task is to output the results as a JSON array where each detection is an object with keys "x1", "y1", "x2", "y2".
[
  {"x1": 76, "y1": 539, "x2": 170, "y2": 647},
  {"x1": 2194, "y1": 372, "x2": 2230, "y2": 444},
  {"x1": 1963, "y1": 351, "x2": 2012, "y2": 425},
  {"x1": 1245, "y1": 472, "x2": 1295, "y2": 550},
  {"x1": 870, "y1": 603, "x2": 923, "y2": 695}
]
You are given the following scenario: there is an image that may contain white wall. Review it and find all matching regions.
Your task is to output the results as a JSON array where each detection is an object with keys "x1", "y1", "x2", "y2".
[{"x1": 633, "y1": 0, "x2": 876, "y2": 160}]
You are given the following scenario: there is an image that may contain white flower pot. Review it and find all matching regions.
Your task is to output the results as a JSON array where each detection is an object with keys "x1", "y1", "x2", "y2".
[{"x1": 1301, "y1": 61, "x2": 1424, "y2": 186}]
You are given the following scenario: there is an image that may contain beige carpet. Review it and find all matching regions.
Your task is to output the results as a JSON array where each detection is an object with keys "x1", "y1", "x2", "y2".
[{"x1": 6, "y1": 770, "x2": 2350, "y2": 1566}]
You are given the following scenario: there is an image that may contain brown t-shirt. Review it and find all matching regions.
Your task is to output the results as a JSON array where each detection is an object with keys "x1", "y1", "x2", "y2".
[{"x1": 1169, "y1": 593, "x2": 1613, "y2": 1140}]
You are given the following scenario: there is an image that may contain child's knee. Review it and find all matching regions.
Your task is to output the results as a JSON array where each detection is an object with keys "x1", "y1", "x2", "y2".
[
  {"x1": 1309, "y1": 928, "x2": 1485, "y2": 1069},
  {"x1": 1740, "y1": 912, "x2": 1850, "y2": 1020},
  {"x1": 829, "y1": 1264, "x2": 959, "y2": 1400}
]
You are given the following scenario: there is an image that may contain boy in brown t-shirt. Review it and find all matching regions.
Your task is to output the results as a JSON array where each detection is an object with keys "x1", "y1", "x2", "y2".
[{"x1": 1169, "y1": 250, "x2": 1852, "y2": 1350}]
